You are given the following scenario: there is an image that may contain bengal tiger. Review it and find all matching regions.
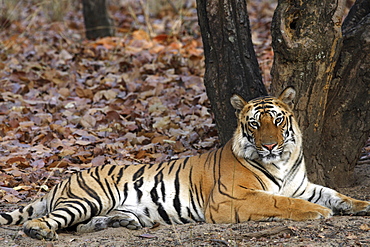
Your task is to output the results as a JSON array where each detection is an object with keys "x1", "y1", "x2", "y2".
[{"x1": 1, "y1": 87, "x2": 369, "y2": 240}]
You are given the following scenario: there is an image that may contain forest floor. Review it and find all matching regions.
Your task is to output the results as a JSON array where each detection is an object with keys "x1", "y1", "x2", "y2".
[{"x1": 0, "y1": 0, "x2": 369, "y2": 246}]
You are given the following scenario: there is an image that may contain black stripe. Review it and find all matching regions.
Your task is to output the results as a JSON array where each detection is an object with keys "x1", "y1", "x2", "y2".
[
  {"x1": 49, "y1": 181, "x2": 65, "y2": 211},
  {"x1": 43, "y1": 220, "x2": 53, "y2": 229},
  {"x1": 55, "y1": 208, "x2": 76, "y2": 226},
  {"x1": 238, "y1": 185, "x2": 249, "y2": 190},
  {"x1": 155, "y1": 162, "x2": 164, "y2": 171},
  {"x1": 284, "y1": 151, "x2": 303, "y2": 183},
  {"x1": 108, "y1": 165, "x2": 116, "y2": 176},
  {"x1": 254, "y1": 174, "x2": 267, "y2": 190},
  {"x1": 104, "y1": 178, "x2": 117, "y2": 213},
  {"x1": 292, "y1": 174, "x2": 307, "y2": 197},
  {"x1": 241, "y1": 123, "x2": 247, "y2": 138},
  {"x1": 134, "y1": 177, "x2": 144, "y2": 201},
  {"x1": 171, "y1": 161, "x2": 192, "y2": 224},
  {"x1": 158, "y1": 204, "x2": 171, "y2": 224},
  {"x1": 75, "y1": 173, "x2": 101, "y2": 215},
  {"x1": 150, "y1": 170, "x2": 164, "y2": 203},
  {"x1": 90, "y1": 170, "x2": 112, "y2": 207},
  {"x1": 113, "y1": 181, "x2": 122, "y2": 206},
  {"x1": 168, "y1": 160, "x2": 177, "y2": 174},
  {"x1": 186, "y1": 207, "x2": 197, "y2": 221},
  {"x1": 248, "y1": 160, "x2": 281, "y2": 189},
  {"x1": 254, "y1": 104, "x2": 275, "y2": 110},
  {"x1": 189, "y1": 189, "x2": 203, "y2": 220},
  {"x1": 308, "y1": 188, "x2": 317, "y2": 202},
  {"x1": 49, "y1": 213, "x2": 65, "y2": 228},
  {"x1": 189, "y1": 166, "x2": 194, "y2": 191},
  {"x1": 144, "y1": 207, "x2": 150, "y2": 217},
  {"x1": 65, "y1": 202, "x2": 84, "y2": 218},
  {"x1": 133, "y1": 166, "x2": 145, "y2": 181},
  {"x1": 15, "y1": 216, "x2": 24, "y2": 225},
  {"x1": 122, "y1": 183, "x2": 128, "y2": 204},
  {"x1": 288, "y1": 115, "x2": 294, "y2": 133},
  {"x1": 313, "y1": 188, "x2": 324, "y2": 203},
  {"x1": 188, "y1": 166, "x2": 203, "y2": 220},
  {"x1": 93, "y1": 165, "x2": 103, "y2": 181},
  {"x1": 194, "y1": 183, "x2": 204, "y2": 208},
  {"x1": 231, "y1": 151, "x2": 267, "y2": 190},
  {"x1": 235, "y1": 210, "x2": 240, "y2": 223},
  {"x1": 1, "y1": 213, "x2": 13, "y2": 224},
  {"x1": 115, "y1": 166, "x2": 126, "y2": 185},
  {"x1": 160, "y1": 178, "x2": 166, "y2": 203},
  {"x1": 27, "y1": 205, "x2": 34, "y2": 217},
  {"x1": 182, "y1": 157, "x2": 190, "y2": 169},
  {"x1": 217, "y1": 147, "x2": 243, "y2": 199},
  {"x1": 209, "y1": 210, "x2": 216, "y2": 224},
  {"x1": 173, "y1": 163, "x2": 182, "y2": 219}
]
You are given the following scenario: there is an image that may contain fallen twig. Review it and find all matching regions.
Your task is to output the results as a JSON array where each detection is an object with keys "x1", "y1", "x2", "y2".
[{"x1": 240, "y1": 226, "x2": 293, "y2": 239}]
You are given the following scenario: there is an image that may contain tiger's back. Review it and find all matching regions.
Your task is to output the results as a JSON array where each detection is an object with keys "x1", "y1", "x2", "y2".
[{"x1": 1, "y1": 87, "x2": 370, "y2": 240}]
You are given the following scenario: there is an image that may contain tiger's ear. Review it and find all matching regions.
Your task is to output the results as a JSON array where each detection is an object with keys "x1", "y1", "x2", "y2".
[
  {"x1": 278, "y1": 86, "x2": 296, "y2": 109},
  {"x1": 230, "y1": 94, "x2": 247, "y2": 111}
]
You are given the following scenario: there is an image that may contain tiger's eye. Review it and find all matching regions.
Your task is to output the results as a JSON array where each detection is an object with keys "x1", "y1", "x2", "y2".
[
  {"x1": 275, "y1": 117, "x2": 283, "y2": 125},
  {"x1": 249, "y1": 121, "x2": 259, "y2": 128}
]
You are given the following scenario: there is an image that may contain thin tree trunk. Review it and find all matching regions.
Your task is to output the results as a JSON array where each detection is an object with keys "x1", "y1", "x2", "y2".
[
  {"x1": 82, "y1": 0, "x2": 114, "y2": 40},
  {"x1": 196, "y1": 0, "x2": 267, "y2": 145},
  {"x1": 271, "y1": 0, "x2": 370, "y2": 187}
]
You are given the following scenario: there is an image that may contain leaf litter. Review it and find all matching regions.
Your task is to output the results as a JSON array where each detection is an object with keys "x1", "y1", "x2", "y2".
[
  {"x1": 1, "y1": 0, "x2": 370, "y2": 246},
  {"x1": 0, "y1": 0, "x2": 220, "y2": 203}
]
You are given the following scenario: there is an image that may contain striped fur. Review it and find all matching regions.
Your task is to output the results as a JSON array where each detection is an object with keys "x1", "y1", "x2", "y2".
[{"x1": 1, "y1": 87, "x2": 369, "y2": 240}]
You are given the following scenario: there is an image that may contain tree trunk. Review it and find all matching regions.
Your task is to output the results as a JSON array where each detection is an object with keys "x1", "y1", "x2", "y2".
[
  {"x1": 82, "y1": 0, "x2": 114, "y2": 40},
  {"x1": 196, "y1": 0, "x2": 268, "y2": 145},
  {"x1": 271, "y1": 0, "x2": 370, "y2": 188}
]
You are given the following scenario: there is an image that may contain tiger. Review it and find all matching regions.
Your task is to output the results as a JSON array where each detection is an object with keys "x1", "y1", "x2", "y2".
[{"x1": 1, "y1": 87, "x2": 369, "y2": 240}]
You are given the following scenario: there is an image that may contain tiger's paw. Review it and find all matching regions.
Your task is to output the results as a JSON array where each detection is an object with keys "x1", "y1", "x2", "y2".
[
  {"x1": 108, "y1": 215, "x2": 142, "y2": 230},
  {"x1": 76, "y1": 214, "x2": 142, "y2": 233},
  {"x1": 334, "y1": 195, "x2": 370, "y2": 216},
  {"x1": 292, "y1": 205, "x2": 333, "y2": 221},
  {"x1": 23, "y1": 220, "x2": 57, "y2": 240},
  {"x1": 351, "y1": 201, "x2": 370, "y2": 216}
]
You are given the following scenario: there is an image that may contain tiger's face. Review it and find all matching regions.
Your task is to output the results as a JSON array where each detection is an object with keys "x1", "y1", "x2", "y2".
[{"x1": 231, "y1": 87, "x2": 299, "y2": 164}]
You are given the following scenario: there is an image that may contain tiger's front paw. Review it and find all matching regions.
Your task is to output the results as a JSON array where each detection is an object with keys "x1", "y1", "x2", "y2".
[
  {"x1": 292, "y1": 204, "x2": 333, "y2": 221},
  {"x1": 309, "y1": 206, "x2": 333, "y2": 219},
  {"x1": 23, "y1": 220, "x2": 57, "y2": 240},
  {"x1": 352, "y1": 201, "x2": 370, "y2": 216},
  {"x1": 334, "y1": 195, "x2": 370, "y2": 216}
]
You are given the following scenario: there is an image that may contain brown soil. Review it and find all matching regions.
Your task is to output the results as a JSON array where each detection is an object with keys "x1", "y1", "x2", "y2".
[{"x1": 1, "y1": 164, "x2": 369, "y2": 247}]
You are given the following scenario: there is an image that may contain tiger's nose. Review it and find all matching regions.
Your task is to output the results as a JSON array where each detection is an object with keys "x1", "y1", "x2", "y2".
[{"x1": 262, "y1": 143, "x2": 277, "y2": 151}]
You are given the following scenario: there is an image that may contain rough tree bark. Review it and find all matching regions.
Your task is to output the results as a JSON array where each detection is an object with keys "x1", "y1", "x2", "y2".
[
  {"x1": 271, "y1": 0, "x2": 370, "y2": 187},
  {"x1": 196, "y1": 0, "x2": 268, "y2": 144},
  {"x1": 82, "y1": 0, "x2": 114, "y2": 40}
]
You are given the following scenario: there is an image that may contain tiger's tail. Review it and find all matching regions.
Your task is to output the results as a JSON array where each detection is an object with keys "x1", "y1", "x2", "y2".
[{"x1": 0, "y1": 196, "x2": 48, "y2": 226}]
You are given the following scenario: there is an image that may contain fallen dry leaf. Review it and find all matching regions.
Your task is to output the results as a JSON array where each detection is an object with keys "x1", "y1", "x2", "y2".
[{"x1": 359, "y1": 223, "x2": 370, "y2": 231}]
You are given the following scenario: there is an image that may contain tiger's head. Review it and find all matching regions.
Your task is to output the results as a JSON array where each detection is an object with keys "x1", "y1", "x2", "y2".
[{"x1": 230, "y1": 87, "x2": 300, "y2": 164}]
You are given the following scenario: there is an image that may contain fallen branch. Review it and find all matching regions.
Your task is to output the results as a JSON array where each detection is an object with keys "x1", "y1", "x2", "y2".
[{"x1": 240, "y1": 226, "x2": 293, "y2": 239}]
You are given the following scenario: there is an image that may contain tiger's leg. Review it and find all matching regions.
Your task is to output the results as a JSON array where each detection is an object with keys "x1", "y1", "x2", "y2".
[
  {"x1": 23, "y1": 200, "x2": 97, "y2": 240},
  {"x1": 298, "y1": 182, "x2": 370, "y2": 215},
  {"x1": 205, "y1": 190, "x2": 333, "y2": 223},
  {"x1": 76, "y1": 210, "x2": 142, "y2": 233}
]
